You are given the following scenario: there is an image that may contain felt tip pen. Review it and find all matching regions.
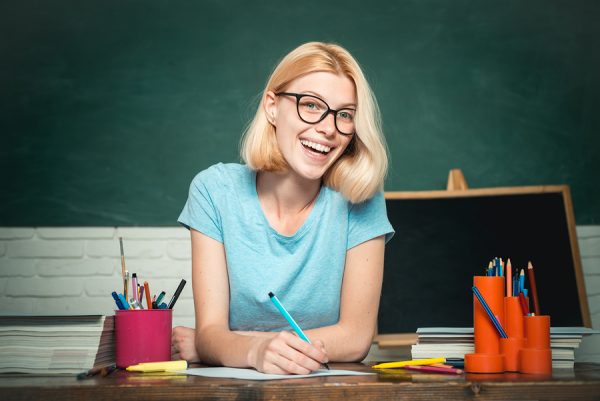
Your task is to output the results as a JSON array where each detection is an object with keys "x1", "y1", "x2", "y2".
[
  {"x1": 117, "y1": 293, "x2": 130, "y2": 310},
  {"x1": 268, "y1": 292, "x2": 330, "y2": 370},
  {"x1": 168, "y1": 279, "x2": 186, "y2": 309},
  {"x1": 111, "y1": 291, "x2": 125, "y2": 310},
  {"x1": 131, "y1": 273, "x2": 138, "y2": 303},
  {"x1": 155, "y1": 291, "x2": 166, "y2": 305}
]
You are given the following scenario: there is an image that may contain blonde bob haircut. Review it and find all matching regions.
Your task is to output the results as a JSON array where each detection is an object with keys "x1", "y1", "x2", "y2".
[{"x1": 241, "y1": 42, "x2": 388, "y2": 204}]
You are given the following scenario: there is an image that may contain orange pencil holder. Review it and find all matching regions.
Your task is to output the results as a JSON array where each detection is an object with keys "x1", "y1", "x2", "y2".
[
  {"x1": 519, "y1": 315, "x2": 552, "y2": 375},
  {"x1": 465, "y1": 276, "x2": 505, "y2": 373},
  {"x1": 500, "y1": 297, "x2": 526, "y2": 372}
]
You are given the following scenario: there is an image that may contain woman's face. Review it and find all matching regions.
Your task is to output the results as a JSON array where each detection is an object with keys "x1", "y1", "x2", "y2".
[{"x1": 265, "y1": 71, "x2": 356, "y2": 182}]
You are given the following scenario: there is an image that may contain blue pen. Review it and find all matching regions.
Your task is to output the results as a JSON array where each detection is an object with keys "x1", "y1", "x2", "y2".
[
  {"x1": 472, "y1": 286, "x2": 508, "y2": 338},
  {"x1": 268, "y1": 292, "x2": 330, "y2": 370},
  {"x1": 111, "y1": 291, "x2": 124, "y2": 310},
  {"x1": 118, "y1": 293, "x2": 131, "y2": 310}
]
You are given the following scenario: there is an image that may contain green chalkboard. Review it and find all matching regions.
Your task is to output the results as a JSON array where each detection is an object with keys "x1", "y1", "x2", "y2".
[
  {"x1": 1, "y1": 0, "x2": 599, "y2": 225},
  {"x1": 378, "y1": 186, "x2": 590, "y2": 334}
]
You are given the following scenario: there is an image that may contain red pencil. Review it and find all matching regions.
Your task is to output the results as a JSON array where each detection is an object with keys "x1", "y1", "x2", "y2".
[
  {"x1": 404, "y1": 365, "x2": 463, "y2": 375},
  {"x1": 527, "y1": 261, "x2": 541, "y2": 315},
  {"x1": 518, "y1": 292, "x2": 529, "y2": 315}
]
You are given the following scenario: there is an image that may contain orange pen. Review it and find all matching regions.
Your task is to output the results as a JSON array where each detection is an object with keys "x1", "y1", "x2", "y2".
[{"x1": 144, "y1": 281, "x2": 152, "y2": 309}]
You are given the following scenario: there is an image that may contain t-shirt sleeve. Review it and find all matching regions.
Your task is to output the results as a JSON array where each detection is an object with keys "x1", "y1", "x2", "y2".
[
  {"x1": 347, "y1": 191, "x2": 395, "y2": 250},
  {"x1": 177, "y1": 169, "x2": 223, "y2": 243}
]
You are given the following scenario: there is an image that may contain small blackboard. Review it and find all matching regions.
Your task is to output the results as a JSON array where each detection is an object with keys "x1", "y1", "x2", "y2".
[{"x1": 378, "y1": 185, "x2": 590, "y2": 334}]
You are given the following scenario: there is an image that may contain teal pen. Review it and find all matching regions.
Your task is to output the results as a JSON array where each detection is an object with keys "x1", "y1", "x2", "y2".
[{"x1": 268, "y1": 292, "x2": 330, "y2": 370}]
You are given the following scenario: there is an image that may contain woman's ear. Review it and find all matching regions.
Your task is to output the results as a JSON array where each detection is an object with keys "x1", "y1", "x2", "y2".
[{"x1": 264, "y1": 91, "x2": 277, "y2": 125}]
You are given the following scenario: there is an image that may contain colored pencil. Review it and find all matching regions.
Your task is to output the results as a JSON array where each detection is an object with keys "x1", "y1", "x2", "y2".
[
  {"x1": 472, "y1": 286, "x2": 508, "y2": 338},
  {"x1": 518, "y1": 292, "x2": 529, "y2": 315},
  {"x1": 527, "y1": 261, "x2": 541, "y2": 315},
  {"x1": 403, "y1": 365, "x2": 463, "y2": 375},
  {"x1": 506, "y1": 258, "x2": 512, "y2": 297}
]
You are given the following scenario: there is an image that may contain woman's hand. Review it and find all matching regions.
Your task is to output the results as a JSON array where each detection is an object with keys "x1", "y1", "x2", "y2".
[
  {"x1": 171, "y1": 326, "x2": 200, "y2": 362},
  {"x1": 249, "y1": 331, "x2": 328, "y2": 374}
]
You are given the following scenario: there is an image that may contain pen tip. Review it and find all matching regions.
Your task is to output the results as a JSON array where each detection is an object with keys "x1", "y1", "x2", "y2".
[{"x1": 268, "y1": 292, "x2": 274, "y2": 298}]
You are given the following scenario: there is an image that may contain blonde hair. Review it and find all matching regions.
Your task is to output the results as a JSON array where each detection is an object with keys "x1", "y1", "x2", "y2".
[{"x1": 240, "y1": 42, "x2": 388, "y2": 203}]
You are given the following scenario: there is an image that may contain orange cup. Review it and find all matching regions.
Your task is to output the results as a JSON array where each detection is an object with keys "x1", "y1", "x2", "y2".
[
  {"x1": 519, "y1": 315, "x2": 552, "y2": 375},
  {"x1": 501, "y1": 297, "x2": 526, "y2": 371},
  {"x1": 465, "y1": 276, "x2": 505, "y2": 373}
]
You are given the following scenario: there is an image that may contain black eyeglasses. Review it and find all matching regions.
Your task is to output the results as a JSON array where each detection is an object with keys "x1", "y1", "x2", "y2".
[{"x1": 275, "y1": 92, "x2": 356, "y2": 136}]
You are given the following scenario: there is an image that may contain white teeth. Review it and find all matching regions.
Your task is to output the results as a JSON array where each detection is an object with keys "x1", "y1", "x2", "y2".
[{"x1": 300, "y1": 139, "x2": 331, "y2": 153}]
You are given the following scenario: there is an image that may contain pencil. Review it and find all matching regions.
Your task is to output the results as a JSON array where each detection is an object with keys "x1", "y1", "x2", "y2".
[
  {"x1": 372, "y1": 357, "x2": 446, "y2": 369},
  {"x1": 472, "y1": 286, "x2": 508, "y2": 338},
  {"x1": 119, "y1": 237, "x2": 127, "y2": 295},
  {"x1": 506, "y1": 258, "x2": 512, "y2": 298},
  {"x1": 527, "y1": 261, "x2": 541, "y2": 315},
  {"x1": 403, "y1": 365, "x2": 463, "y2": 375}
]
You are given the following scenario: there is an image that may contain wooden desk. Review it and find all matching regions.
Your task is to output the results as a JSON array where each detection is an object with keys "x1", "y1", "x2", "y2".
[{"x1": 3, "y1": 363, "x2": 600, "y2": 401}]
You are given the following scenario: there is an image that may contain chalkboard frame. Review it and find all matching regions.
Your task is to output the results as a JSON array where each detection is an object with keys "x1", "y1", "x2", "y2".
[{"x1": 376, "y1": 185, "x2": 591, "y2": 344}]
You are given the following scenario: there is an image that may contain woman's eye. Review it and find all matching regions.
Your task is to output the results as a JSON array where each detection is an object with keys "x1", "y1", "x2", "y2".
[{"x1": 338, "y1": 111, "x2": 354, "y2": 121}]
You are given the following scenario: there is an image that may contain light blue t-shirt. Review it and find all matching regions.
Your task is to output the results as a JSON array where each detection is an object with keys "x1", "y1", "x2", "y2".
[{"x1": 178, "y1": 163, "x2": 394, "y2": 332}]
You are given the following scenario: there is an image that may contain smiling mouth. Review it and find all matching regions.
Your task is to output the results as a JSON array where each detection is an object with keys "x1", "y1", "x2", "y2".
[{"x1": 300, "y1": 139, "x2": 332, "y2": 155}]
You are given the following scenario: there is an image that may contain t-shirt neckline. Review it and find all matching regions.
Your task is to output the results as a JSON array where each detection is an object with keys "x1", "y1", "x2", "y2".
[{"x1": 251, "y1": 170, "x2": 325, "y2": 241}]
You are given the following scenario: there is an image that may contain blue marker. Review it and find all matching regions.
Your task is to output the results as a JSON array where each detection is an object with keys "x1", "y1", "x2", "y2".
[
  {"x1": 268, "y1": 292, "x2": 330, "y2": 370},
  {"x1": 112, "y1": 291, "x2": 125, "y2": 310},
  {"x1": 118, "y1": 293, "x2": 130, "y2": 310}
]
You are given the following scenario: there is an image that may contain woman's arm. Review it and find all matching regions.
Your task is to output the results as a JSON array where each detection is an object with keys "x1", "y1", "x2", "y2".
[
  {"x1": 304, "y1": 235, "x2": 385, "y2": 362},
  {"x1": 189, "y1": 229, "x2": 328, "y2": 374}
]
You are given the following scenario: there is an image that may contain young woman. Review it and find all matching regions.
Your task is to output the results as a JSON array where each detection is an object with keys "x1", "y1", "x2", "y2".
[{"x1": 173, "y1": 42, "x2": 394, "y2": 375}]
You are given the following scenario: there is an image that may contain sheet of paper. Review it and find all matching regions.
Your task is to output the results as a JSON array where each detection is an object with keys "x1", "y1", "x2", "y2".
[{"x1": 180, "y1": 367, "x2": 374, "y2": 381}]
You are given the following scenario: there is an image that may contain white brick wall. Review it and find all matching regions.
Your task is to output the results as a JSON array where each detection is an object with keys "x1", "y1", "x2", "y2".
[
  {"x1": 0, "y1": 227, "x2": 195, "y2": 328},
  {"x1": 0, "y1": 226, "x2": 599, "y2": 362}
]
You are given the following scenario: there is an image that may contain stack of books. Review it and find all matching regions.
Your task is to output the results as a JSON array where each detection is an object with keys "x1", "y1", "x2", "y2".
[
  {"x1": 411, "y1": 327, "x2": 595, "y2": 369},
  {"x1": 0, "y1": 315, "x2": 114, "y2": 374}
]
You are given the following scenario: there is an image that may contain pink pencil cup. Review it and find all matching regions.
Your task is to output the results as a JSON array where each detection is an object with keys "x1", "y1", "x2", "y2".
[{"x1": 115, "y1": 309, "x2": 172, "y2": 368}]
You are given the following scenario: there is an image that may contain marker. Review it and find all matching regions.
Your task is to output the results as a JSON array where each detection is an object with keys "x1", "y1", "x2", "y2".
[
  {"x1": 155, "y1": 291, "x2": 166, "y2": 305},
  {"x1": 168, "y1": 279, "x2": 186, "y2": 309},
  {"x1": 158, "y1": 302, "x2": 168, "y2": 309},
  {"x1": 268, "y1": 292, "x2": 330, "y2": 370},
  {"x1": 126, "y1": 360, "x2": 188, "y2": 372},
  {"x1": 117, "y1": 293, "x2": 130, "y2": 310},
  {"x1": 472, "y1": 286, "x2": 508, "y2": 338},
  {"x1": 372, "y1": 357, "x2": 446, "y2": 369},
  {"x1": 144, "y1": 281, "x2": 152, "y2": 309},
  {"x1": 131, "y1": 273, "x2": 138, "y2": 303},
  {"x1": 111, "y1": 291, "x2": 125, "y2": 310}
]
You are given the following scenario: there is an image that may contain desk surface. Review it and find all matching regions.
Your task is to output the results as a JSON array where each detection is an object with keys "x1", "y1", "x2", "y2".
[{"x1": 3, "y1": 363, "x2": 600, "y2": 401}]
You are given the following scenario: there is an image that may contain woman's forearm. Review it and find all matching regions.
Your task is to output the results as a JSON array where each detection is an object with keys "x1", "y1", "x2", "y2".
[
  {"x1": 305, "y1": 322, "x2": 376, "y2": 362},
  {"x1": 196, "y1": 326, "x2": 264, "y2": 368}
]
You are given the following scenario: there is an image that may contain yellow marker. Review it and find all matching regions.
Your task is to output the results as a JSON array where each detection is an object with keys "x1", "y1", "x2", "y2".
[
  {"x1": 126, "y1": 360, "x2": 188, "y2": 372},
  {"x1": 372, "y1": 357, "x2": 446, "y2": 369}
]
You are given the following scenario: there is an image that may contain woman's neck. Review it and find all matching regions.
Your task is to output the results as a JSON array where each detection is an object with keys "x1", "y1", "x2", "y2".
[{"x1": 256, "y1": 170, "x2": 321, "y2": 219}]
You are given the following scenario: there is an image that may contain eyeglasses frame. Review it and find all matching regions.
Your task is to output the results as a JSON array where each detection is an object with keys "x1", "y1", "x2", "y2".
[{"x1": 275, "y1": 92, "x2": 356, "y2": 136}]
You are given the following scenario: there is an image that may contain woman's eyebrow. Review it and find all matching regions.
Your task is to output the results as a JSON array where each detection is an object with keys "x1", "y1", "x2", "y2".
[{"x1": 301, "y1": 91, "x2": 357, "y2": 108}]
